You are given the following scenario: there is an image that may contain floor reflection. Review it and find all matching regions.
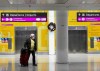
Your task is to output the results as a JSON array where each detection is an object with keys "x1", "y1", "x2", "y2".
[
  {"x1": 0, "y1": 56, "x2": 15, "y2": 71},
  {"x1": 88, "y1": 56, "x2": 100, "y2": 71},
  {"x1": 0, "y1": 54, "x2": 100, "y2": 71}
]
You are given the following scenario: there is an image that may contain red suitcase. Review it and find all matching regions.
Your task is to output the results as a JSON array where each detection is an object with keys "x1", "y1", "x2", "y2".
[{"x1": 20, "y1": 48, "x2": 29, "y2": 66}]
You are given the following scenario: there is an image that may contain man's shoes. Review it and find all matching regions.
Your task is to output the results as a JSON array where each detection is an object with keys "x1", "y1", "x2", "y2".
[{"x1": 33, "y1": 64, "x2": 37, "y2": 66}]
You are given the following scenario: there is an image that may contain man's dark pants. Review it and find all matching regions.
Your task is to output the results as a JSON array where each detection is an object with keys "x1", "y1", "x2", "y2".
[{"x1": 28, "y1": 50, "x2": 36, "y2": 65}]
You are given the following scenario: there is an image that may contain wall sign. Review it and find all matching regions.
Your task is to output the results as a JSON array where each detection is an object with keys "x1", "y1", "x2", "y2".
[
  {"x1": 77, "y1": 12, "x2": 100, "y2": 22},
  {"x1": 48, "y1": 22, "x2": 56, "y2": 32},
  {"x1": 1, "y1": 12, "x2": 47, "y2": 22}
]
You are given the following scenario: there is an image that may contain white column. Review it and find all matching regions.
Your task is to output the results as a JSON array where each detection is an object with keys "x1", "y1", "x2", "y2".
[
  {"x1": 56, "y1": 10, "x2": 68, "y2": 63},
  {"x1": 48, "y1": 11, "x2": 55, "y2": 55},
  {"x1": 49, "y1": 11, "x2": 55, "y2": 71}
]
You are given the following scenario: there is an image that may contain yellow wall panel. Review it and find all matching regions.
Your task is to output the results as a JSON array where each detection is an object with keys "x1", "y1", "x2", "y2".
[
  {"x1": 41, "y1": 29, "x2": 48, "y2": 48},
  {"x1": 38, "y1": 26, "x2": 48, "y2": 52},
  {"x1": 68, "y1": 10, "x2": 100, "y2": 52},
  {"x1": 0, "y1": 10, "x2": 49, "y2": 53}
]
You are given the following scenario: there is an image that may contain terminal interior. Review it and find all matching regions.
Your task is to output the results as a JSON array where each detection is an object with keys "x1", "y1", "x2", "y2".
[{"x1": 0, "y1": 0, "x2": 100, "y2": 71}]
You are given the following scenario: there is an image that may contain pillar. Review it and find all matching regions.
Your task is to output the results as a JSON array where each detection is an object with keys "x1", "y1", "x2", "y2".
[{"x1": 56, "y1": 10, "x2": 68, "y2": 63}]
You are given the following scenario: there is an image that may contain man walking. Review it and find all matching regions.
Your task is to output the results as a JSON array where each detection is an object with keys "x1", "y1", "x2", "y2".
[{"x1": 24, "y1": 33, "x2": 37, "y2": 66}]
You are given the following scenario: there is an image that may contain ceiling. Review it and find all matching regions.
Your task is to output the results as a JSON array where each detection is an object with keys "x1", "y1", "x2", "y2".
[
  {"x1": 7, "y1": 0, "x2": 100, "y2": 4},
  {"x1": 0, "y1": 0, "x2": 100, "y2": 10},
  {"x1": 7, "y1": 0, "x2": 68, "y2": 4},
  {"x1": 0, "y1": 0, "x2": 10, "y2": 5}
]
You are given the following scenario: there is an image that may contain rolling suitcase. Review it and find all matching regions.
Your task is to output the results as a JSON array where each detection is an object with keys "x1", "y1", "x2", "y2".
[{"x1": 20, "y1": 48, "x2": 29, "y2": 67}]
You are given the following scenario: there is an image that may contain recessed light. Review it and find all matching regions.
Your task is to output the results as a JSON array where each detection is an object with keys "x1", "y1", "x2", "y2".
[
  {"x1": 10, "y1": 2, "x2": 13, "y2": 4},
  {"x1": 82, "y1": 1, "x2": 86, "y2": 4},
  {"x1": 8, "y1": 0, "x2": 13, "y2": 4}
]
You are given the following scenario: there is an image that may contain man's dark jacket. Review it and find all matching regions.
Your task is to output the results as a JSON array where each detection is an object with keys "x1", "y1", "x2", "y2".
[{"x1": 24, "y1": 38, "x2": 37, "y2": 51}]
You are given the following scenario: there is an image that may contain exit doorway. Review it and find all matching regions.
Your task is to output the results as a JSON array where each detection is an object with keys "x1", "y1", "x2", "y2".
[
  {"x1": 15, "y1": 26, "x2": 37, "y2": 53},
  {"x1": 68, "y1": 26, "x2": 87, "y2": 53}
]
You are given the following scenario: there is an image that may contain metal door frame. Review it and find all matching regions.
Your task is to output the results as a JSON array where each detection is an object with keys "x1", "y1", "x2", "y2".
[
  {"x1": 14, "y1": 26, "x2": 38, "y2": 53},
  {"x1": 68, "y1": 26, "x2": 87, "y2": 53}
]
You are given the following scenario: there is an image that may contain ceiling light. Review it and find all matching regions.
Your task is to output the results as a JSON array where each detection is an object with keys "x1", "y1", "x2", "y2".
[
  {"x1": 10, "y1": 1, "x2": 13, "y2": 4},
  {"x1": 8, "y1": 0, "x2": 13, "y2": 4},
  {"x1": 82, "y1": 1, "x2": 86, "y2": 4}
]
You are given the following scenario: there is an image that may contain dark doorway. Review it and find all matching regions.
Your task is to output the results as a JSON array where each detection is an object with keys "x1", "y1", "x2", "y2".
[
  {"x1": 15, "y1": 26, "x2": 37, "y2": 53},
  {"x1": 68, "y1": 26, "x2": 87, "y2": 53}
]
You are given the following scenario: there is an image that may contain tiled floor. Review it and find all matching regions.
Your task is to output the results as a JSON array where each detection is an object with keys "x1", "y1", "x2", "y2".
[{"x1": 0, "y1": 54, "x2": 100, "y2": 71}]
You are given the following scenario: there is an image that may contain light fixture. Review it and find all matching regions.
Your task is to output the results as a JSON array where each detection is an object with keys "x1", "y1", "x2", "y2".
[
  {"x1": 8, "y1": 0, "x2": 13, "y2": 4},
  {"x1": 82, "y1": 1, "x2": 86, "y2": 4}
]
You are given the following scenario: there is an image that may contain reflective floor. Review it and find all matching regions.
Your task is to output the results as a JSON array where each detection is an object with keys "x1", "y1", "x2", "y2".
[{"x1": 0, "y1": 54, "x2": 100, "y2": 71}]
